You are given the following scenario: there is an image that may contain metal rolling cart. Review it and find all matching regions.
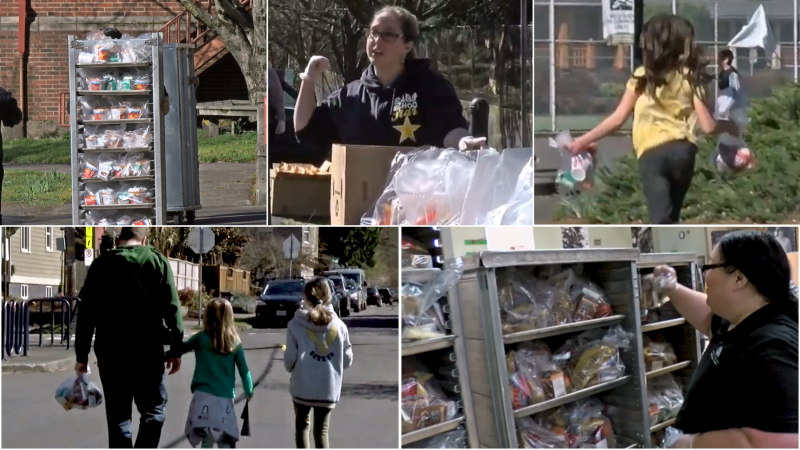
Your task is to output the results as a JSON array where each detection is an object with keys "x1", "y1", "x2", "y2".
[
  {"x1": 68, "y1": 34, "x2": 167, "y2": 225},
  {"x1": 163, "y1": 43, "x2": 201, "y2": 225},
  {"x1": 636, "y1": 253, "x2": 704, "y2": 443},
  {"x1": 451, "y1": 249, "x2": 651, "y2": 449},
  {"x1": 402, "y1": 268, "x2": 476, "y2": 448}
]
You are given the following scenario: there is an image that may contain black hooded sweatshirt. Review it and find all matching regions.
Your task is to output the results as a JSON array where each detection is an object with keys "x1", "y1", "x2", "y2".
[{"x1": 296, "y1": 59, "x2": 468, "y2": 150}]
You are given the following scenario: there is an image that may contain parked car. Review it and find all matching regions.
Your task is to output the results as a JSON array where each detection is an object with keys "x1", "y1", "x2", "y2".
[
  {"x1": 389, "y1": 288, "x2": 399, "y2": 303},
  {"x1": 345, "y1": 279, "x2": 367, "y2": 312},
  {"x1": 256, "y1": 279, "x2": 306, "y2": 327},
  {"x1": 325, "y1": 278, "x2": 343, "y2": 317},
  {"x1": 326, "y1": 274, "x2": 350, "y2": 317},
  {"x1": 366, "y1": 287, "x2": 382, "y2": 307},
  {"x1": 378, "y1": 288, "x2": 393, "y2": 305}
]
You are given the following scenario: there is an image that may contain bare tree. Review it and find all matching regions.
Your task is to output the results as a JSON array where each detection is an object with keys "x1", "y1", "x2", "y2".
[
  {"x1": 179, "y1": 0, "x2": 267, "y2": 104},
  {"x1": 239, "y1": 233, "x2": 320, "y2": 280}
]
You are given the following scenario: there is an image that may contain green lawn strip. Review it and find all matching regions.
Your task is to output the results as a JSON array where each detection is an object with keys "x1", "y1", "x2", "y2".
[
  {"x1": 2, "y1": 169, "x2": 71, "y2": 209},
  {"x1": 4, "y1": 130, "x2": 257, "y2": 165}
]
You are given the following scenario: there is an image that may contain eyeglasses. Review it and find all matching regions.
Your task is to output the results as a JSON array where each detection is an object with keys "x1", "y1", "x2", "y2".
[
  {"x1": 701, "y1": 263, "x2": 731, "y2": 275},
  {"x1": 368, "y1": 30, "x2": 402, "y2": 42}
]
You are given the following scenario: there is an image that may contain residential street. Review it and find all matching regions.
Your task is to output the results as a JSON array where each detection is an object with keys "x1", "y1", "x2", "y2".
[{"x1": 1, "y1": 305, "x2": 398, "y2": 448}]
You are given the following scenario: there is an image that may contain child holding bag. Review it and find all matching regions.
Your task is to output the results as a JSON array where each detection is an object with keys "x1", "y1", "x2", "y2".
[
  {"x1": 567, "y1": 13, "x2": 739, "y2": 224},
  {"x1": 284, "y1": 277, "x2": 354, "y2": 449},
  {"x1": 181, "y1": 299, "x2": 253, "y2": 448}
]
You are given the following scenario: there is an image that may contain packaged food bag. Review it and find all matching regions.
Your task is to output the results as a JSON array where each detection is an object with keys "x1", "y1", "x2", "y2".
[
  {"x1": 712, "y1": 108, "x2": 755, "y2": 174},
  {"x1": 401, "y1": 359, "x2": 458, "y2": 433},
  {"x1": 550, "y1": 130, "x2": 598, "y2": 192},
  {"x1": 55, "y1": 372, "x2": 103, "y2": 411},
  {"x1": 402, "y1": 260, "x2": 464, "y2": 341}
]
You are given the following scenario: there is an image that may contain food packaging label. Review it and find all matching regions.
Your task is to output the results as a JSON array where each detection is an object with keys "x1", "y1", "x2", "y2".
[
  {"x1": 401, "y1": 379, "x2": 417, "y2": 399},
  {"x1": 84, "y1": 193, "x2": 97, "y2": 206},
  {"x1": 596, "y1": 439, "x2": 608, "y2": 448},
  {"x1": 128, "y1": 109, "x2": 142, "y2": 119},
  {"x1": 552, "y1": 374, "x2": 567, "y2": 398},
  {"x1": 418, "y1": 404, "x2": 446, "y2": 427},
  {"x1": 120, "y1": 77, "x2": 132, "y2": 90},
  {"x1": 651, "y1": 361, "x2": 663, "y2": 371},
  {"x1": 100, "y1": 191, "x2": 116, "y2": 205},
  {"x1": 575, "y1": 296, "x2": 600, "y2": 322},
  {"x1": 82, "y1": 163, "x2": 98, "y2": 179},
  {"x1": 78, "y1": 52, "x2": 94, "y2": 64}
]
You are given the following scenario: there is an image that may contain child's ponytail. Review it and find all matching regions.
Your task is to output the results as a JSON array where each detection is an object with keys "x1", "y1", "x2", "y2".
[{"x1": 304, "y1": 277, "x2": 335, "y2": 326}]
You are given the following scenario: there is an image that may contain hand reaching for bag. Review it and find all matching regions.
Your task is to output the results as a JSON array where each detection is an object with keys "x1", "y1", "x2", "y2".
[{"x1": 458, "y1": 136, "x2": 487, "y2": 150}]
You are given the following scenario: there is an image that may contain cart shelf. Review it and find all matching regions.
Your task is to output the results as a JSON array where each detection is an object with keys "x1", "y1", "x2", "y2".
[
  {"x1": 77, "y1": 90, "x2": 152, "y2": 96},
  {"x1": 401, "y1": 416, "x2": 465, "y2": 446},
  {"x1": 650, "y1": 418, "x2": 676, "y2": 433},
  {"x1": 79, "y1": 119, "x2": 153, "y2": 125},
  {"x1": 503, "y1": 315, "x2": 625, "y2": 344},
  {"x1": 645, "y1": 360, "x2": 691, "y2": 380},
  {"x1": 402, "y1": 335, "x2": 456, "y2": 357},
  {"x1": 76, "y1": 62, "x2": 152, "y2": 69},
  {"x1": 80, "y1": 203, "x2": 155, "y2": 210},
  {"x1": 79, "y1": 147, "x2": 154, "y2": 153},
  {"x1": 513, "y1": 376, "x2": 632, "y2": 418},
  {"x1": 641, "y1": 318, "x2": 686, "y2": 333},
  {"x1": 80, "y1": 176, "x2": 154, "y2": 183}
]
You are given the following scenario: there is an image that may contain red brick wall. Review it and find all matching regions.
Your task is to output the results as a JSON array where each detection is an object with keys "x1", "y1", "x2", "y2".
[{"x1": 0, "y1": 0, "x2": 246, "y2": 136}]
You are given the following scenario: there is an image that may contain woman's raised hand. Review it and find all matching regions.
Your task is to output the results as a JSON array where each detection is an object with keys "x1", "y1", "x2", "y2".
[
  {"x1": 652, "y1": 265, "x2": 679, "y2": 294},
  {"x1": 302, "y1": 56, "x2": 331, "y2": 82}
]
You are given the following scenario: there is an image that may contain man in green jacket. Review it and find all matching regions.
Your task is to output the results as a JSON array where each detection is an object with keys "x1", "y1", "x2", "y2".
[{"x1": 75, "y1": 226, "x2": 184, "y2": 448}]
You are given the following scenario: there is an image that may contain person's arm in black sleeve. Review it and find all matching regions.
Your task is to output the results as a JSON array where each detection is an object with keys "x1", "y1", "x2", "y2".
[
  {"x1": 75, "y1": 260, "x2": 101, "y2": 365},
  {"x1": 295, "y1": 88, "x2": 343, "y2": 149},
  {"x1": 425, "y1": 75, "x2": 469, "y2": 148},
  {"x1": 0, "y1": 87, "x2": 23, "y2": 128},
  {"x1": 159, "y1": 255, "x2": 184, "y2": 359}
]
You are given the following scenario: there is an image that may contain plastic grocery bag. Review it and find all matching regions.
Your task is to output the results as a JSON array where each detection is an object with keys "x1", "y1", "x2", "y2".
[
  {"x1": 55, "y1": 371, "x2": 103, "y2": 411},
  {"x1": 567, "y1": 398, "x2": 616, "y2": 448},
  {"x1": 402, "y1": 359, "x2": 458, "y2": 433},
  {"x1": 405, "y1": 428, "x2": 468, "y2": 448},
  {"x1": 517, "y1": 417, "x2": 568, "y2": 449},
  {"x1": 402, "y1": 260, "x2": 464, "y2": 341},
  {"x1": 461, "y1": 148, "x2": 533, "y2": 225},
  {"x1": 712, "y1": 108, "x2": 755, "y2": 174},
  {"x1": 569, "y1": 326, "x2": 633, "y2": 390},
  {"x1": 550, "y1": 130, "x2": 597, "y2": 192}
]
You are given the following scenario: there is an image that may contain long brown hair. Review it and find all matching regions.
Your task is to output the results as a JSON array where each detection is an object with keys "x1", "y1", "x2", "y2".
[
  {"x1": 204, "y1": 298, "x2": 241, "y2": 354},
  {"x1": 373, "y1": 6, "x2": 420, "y2": 60},
  {"x1": 303, "y1": 277, "x2": 334, "y2": 326},
  {"x1": 634, "y1": 13, "x2": 712, "y2": 101}
]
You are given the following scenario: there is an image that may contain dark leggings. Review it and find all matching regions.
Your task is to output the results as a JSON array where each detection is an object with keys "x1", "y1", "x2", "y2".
[
  {"x1": 637, "y1": 140, "x2": 697, "y2": 224},
  {"x1": 293, "y1": 402, "x2": 333, "y2": 448}
]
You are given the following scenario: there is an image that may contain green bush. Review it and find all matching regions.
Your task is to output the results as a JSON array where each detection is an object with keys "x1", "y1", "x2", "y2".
[{"x1": 555, "y1": 83, "x2": 800, "y2": 223}]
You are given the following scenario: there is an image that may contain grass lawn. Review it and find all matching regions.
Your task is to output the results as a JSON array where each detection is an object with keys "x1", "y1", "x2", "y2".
[
  {"x1": 2, "y1": 169, "x2": 71, "y2": 209},
  {"x1": 3, "y1": 130, "x2": 257, "y2": 164}
]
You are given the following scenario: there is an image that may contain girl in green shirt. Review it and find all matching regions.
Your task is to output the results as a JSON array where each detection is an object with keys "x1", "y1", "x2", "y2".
[{"x1": 181, "y1": 299, "x2": 254, "y2": 448}]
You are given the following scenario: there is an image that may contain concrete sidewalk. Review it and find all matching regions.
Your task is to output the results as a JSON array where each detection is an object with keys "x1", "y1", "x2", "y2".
[{"x1": 3, "y1": 163, "x2": 266, "y2": 225}]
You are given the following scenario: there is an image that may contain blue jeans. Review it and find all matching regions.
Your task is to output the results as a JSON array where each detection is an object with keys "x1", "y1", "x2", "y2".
[{"x1": 98, "y1": 360, "x2": 168, "y2": 448}]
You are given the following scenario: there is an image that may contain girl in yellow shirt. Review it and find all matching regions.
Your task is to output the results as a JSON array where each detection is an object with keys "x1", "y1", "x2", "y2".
[{"x1": 568, "y1": 13, "x2": 738, "y2": 224}]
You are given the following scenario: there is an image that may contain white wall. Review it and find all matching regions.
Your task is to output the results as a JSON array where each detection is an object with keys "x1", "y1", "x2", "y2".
[
  {"x1": 652, "y1": 227, "x2": 708, "y2": 260},
  {"x1": 587, "y1": 227, "x2": 633, "y2": 248},
  {"x1": 532, "y1": 227, "x2": 563, "y2": 250}
]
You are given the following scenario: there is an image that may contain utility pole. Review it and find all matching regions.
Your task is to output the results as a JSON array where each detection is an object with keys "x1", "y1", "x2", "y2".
[{"x1": 633, "y1": 0, "x2": 644, "y2": 68}]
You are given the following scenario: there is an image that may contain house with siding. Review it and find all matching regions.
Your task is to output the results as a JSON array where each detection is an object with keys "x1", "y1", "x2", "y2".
[{"x1": 6, "y1": 227, "x2": 64, "y2": 300}]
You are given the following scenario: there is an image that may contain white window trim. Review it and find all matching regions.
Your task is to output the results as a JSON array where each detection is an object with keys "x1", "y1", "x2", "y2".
[
  {"x1": 21, "y1": 227, "x2": 31, "y2": 254},
  {"x1": 45, "y1": 286, "x2": 53, "y2": 297},
  {"x1": 20, "y1": 285, "x2": 29, "y2": 300},
  {"x1": 45, "y1": 227, "x2": 54, "y2": 252}
]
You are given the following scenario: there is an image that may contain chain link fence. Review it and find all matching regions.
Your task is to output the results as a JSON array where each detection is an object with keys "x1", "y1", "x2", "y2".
[{"x1": 534, "y1": 0, "x2": 800, "y2": 133}]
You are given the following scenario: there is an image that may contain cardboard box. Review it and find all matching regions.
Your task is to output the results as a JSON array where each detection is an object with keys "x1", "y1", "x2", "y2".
[
  {"x1": 330, "y1": 144, "x2": 415, "y2": 225},
  {"x1": 270, "y1": 163, "x2": 331, "y2": 221}
]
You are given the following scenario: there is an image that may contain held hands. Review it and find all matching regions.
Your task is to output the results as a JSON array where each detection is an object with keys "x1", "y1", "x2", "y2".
[
  {"x1": 302, "y1": 56, "x2": 331, "y2": 83},
  {"x1": 166, "y1": 357, "x2": 181, "y2": 375},
  {"x1": 458, "y1": 136, "x2": 487, "y2": 151},
  {"x1": 275, "y1": 120, "x2": 286, "y2": 135},
  {"x1": 75, "y1": 362, "x2": 88, "y2": 376}
]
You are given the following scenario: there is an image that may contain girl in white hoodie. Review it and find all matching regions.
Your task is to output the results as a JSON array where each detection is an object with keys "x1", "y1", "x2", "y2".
[{"x1": 284, "y1": 277, "x2": 354, "y2": 448}]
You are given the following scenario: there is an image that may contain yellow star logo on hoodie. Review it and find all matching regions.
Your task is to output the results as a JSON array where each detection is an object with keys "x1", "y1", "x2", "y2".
[{"x1": 393, "y1": 117, "x2": 421, "y2": 144}]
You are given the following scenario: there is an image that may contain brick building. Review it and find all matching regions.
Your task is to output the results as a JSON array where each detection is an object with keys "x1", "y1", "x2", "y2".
[{"x1": 0, "y1": 0, "x2": 249, "y2": 140}]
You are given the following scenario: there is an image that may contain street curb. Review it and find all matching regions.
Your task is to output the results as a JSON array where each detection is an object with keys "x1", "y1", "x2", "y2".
[{"x1": 2, "y1": 356, "x2": 76, "y2": 374}]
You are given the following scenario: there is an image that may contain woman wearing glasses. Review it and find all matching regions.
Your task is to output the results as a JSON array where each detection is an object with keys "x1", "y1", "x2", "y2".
[
  {"x1": 653, "y1": 230, "x2": 798, "y2": 448},
  {"x1": 293, "y1": 6, "x2": 485, "y2": 151}
]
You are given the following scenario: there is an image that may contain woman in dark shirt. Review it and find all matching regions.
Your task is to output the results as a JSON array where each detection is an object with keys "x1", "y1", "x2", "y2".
[
  {"x1": 654, "y1": 230, "x2": 798, "y2": 448},
  {"x1": 293, "y1": 6, "x2": 485, "y2": 151}
]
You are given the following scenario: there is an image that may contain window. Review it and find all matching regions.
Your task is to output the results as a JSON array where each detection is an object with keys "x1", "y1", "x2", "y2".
[
  {"x1": 45, "y1": 227, "x2": 53, "y2": 252},
  {"x1": 45, "y1": 286, "x2": 53, "y2": 297},
  {"x1": 21, "y1": 227, "x2": 31, "y2": 253},
  {"x1": 242, "y1": 271, "x2": 247, "y2": 280},
  {"x1": 303, "y1": 230, "x2": 310, "y2": 243},
  {"x1": 20, "y1": 285, "x2": 29, "y2": 300},
  {"x1": 227, "y1": 268, "x2": 234, "y2": 279}
]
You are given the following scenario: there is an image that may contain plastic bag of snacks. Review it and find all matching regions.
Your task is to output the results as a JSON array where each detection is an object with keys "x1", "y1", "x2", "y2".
[
  {"x1": 649, "y1": 375, "x2": 684, "y2": 422},
  {"x1": 402, "y1": 260, "x2": 463, "y2": 341},
  {"x1": 117, "y1": 183, "x2": 153, "y2": 205},
  {"x1": 642, "y1": 271, "x2": 676, "y2": 312},
  {"x1": 567, "y1": 326, "x2": 632, "y2": 391},
  {"x1": 55, "y1": 372, "x2": 103, "y2": 411},
  {"x1": 643, "y1": 338, "x2": 677, "y2": 372},
  {"x1": 711, "y1": 108, "x2": 754, "y2": 174},
  {"x1": 497, "y1": 269, "x2": 552, "y2": 334},
  {"x1": 405, "y1": 428, "x2": 469, "y2": 448},
  {"x1": 517, "y1": 417, "x2": 568, "y2": 449},
  {"x1": 570, "y1": 275, "x2": 613, "y2": 322},
  {"x1": 551, "y1": 130, "x2": 598, "y2": 192},
  {"x1": 566, "y1": 398, "x2": 616, "y2": 448},
  {"x1": 401, "y1": 359, "x2": 459, "y2": 434},
  {"x1": 507, "y1": 348, "x2": 548, "y2": 409}
]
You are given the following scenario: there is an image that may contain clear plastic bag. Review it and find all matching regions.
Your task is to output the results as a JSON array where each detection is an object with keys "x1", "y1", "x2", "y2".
[
  {"x1": 569, "y1": 326, "x2": 632, "y2": 390},
  {"x1": 566, "y1": 398, "x2": 616, "y2": 448},
  {"x1": 55, "y1": 372, "x2": 103, "y2": 411},
  {"x1": 405, "y1": 429, "x2": 469, "y2": 448},
  {"x1": 119, "y1": 152, "x2": 151, "y2": 177},
  {"x1": 712, "y1": 108, "x2": 755, "y2": 174},
  {"x1": 507, "y1": 349, "x2": 548, "y2": 408},
  {"x1": 402, "y1": 234, "x2": 433, "y2": 269},
  {"x1": 402, "y1": 261, "x2": 464, "y2": 341},
  {"x1": 650, "y1": 375, "x2": 684, "y2": 422},
  {"x1": 550, "y1": 130, "x2": 598, "y2": 192},
  {"x1": 96, "y1": 153, "x2": 119, "y2": 181},
  {"x1": 80, "y1": 154, "x2": 99, "y2": 179},
  {"x1": 570, "y1": 275, "x2": 612, "y2": 322},
  {"x1": 498, "y1": 270, "x2": 551, "y2": 334},
  {"x1": 658, "y1": 426, "x2": 684, "y2": 448},
  {"x1": 460, "y1": 148, "x2": 534, "y2": 225},
  {"x1": 117, "y1": 182, "x2": 153, "y2": 205},
  {"x1": 643, "y1": 339, "x2": 678, "y2": 372},
  {"x1": 517, "y1": 417, "x2": 568, "y2": 449},
  {"x1": 401, "y1": 359, "x2": 459, "y2": 434}
]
